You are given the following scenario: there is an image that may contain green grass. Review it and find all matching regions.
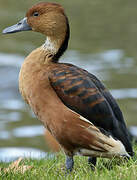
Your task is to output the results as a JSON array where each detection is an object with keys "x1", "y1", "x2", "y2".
[{"x1": 0, "y1": 147, "x2": 137, "y2": 180}]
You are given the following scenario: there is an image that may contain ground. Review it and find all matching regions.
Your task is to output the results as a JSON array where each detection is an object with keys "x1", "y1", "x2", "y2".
[{"x1": 0, "y1": 146, "x2": 136, "y2": 180}]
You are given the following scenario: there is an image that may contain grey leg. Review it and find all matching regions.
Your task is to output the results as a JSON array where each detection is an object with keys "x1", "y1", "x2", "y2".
[
  {"x1": 65, "y1": 155, "x2": 74, "y2": 173},
  {"x1": 88, "y1": 157, "x2": 97, "y2": 170}
]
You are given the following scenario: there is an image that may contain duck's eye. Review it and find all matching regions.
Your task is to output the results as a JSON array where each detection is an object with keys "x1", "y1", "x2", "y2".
[{"x1": 33, "y1": 12, "x2": 39, "y2": 17}]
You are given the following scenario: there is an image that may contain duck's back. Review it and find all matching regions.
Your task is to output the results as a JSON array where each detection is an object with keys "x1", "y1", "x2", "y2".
[{"x1": 48, "y1": 63, "x2": 134, "y2": 156}]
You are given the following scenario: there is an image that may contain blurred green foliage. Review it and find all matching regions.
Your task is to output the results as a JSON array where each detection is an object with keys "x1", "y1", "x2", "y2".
[{"x1": 1, "y1": 0, "x2": 137, "y2": 57}]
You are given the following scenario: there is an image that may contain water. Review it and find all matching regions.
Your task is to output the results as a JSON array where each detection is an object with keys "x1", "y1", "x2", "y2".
[
  {"x1": 0, "y1": 0, "x2": 137, "y2": 161},
  {"x1": 0, "y1": 147, "x2": 48, "y2": 162}
]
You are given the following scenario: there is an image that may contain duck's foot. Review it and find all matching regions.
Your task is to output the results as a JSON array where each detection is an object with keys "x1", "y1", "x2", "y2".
[
  {"x1": 65, "y1": 155, "x2": 74, "y2": 173},
  {"x1": 88, "y1": 157, "x2": 97, "y2": 170}
]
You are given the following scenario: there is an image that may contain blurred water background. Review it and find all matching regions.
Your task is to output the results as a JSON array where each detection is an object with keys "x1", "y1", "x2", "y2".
[{"x1": 0, "y1": 0, "x2": 137, "y2": 161}]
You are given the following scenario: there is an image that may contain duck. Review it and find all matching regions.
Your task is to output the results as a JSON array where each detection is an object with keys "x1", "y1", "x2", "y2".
[
  {"x1": 3, "y1": 2, "x2": 134, "y2": 172},
  {"x1": 45, "y1": 129, "x2": 61, "y2": 152}
]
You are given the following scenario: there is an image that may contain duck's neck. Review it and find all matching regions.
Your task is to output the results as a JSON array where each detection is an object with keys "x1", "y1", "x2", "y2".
[
  {"x1": 42, "y1": 17, "x2": 70, "y2": 63},
  {"x1": 42, "y1": 37, "x2": 60, "y2": 57}
]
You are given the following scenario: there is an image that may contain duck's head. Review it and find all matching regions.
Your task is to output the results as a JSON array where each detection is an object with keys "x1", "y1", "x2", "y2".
[{"x1": 3, "y1": 2, "x2": 70, "y2": 60}]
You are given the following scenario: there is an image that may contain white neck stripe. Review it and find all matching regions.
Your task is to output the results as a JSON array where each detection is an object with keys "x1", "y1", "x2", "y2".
[{"x1": 43, "y1": 37, "x2": 57, "y2": 54}]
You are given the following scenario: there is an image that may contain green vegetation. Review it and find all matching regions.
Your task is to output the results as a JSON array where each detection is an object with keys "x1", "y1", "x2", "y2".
[
  {"x1": 0, "y1": 147, "x2": 136, "y2": 180},
  {"x1": 1, "y1": 0, "x2": 137, "y2": 56}
]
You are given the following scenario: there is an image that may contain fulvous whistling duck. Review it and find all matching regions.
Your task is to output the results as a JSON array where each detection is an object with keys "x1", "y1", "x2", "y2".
[
  {"x1": 3, "y1": 2, "x2": 134, "y2": 172},
  {"x1": 45, "y1": 129, "x2": 61, "y2": 152}
]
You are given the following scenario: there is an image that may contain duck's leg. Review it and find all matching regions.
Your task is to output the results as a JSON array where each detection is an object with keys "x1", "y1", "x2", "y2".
[
  {"x1": 65, "y1": 155, "x2": 74, "y2": 173},
  {"x1": 88, "y1": 157, "x2": 97, "y2": 170}
]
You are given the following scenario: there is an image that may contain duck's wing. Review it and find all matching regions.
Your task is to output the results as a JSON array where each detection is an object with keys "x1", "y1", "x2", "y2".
[
  {"x1": 49, "y1": 63, "x2": 133, "y2": 156},
  {"x1": 82, "y1": 69, "x2": 125, "y2": 124}
]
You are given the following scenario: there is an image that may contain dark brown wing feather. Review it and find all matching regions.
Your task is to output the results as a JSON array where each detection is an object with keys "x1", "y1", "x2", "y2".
[{"x1": 49, "y1": 63, "x2": 133, "y2": 156}]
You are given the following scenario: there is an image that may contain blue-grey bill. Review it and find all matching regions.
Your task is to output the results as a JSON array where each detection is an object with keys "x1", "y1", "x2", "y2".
[{"x1": 2, "y1": 17, "x2": 32, "y2": 34}]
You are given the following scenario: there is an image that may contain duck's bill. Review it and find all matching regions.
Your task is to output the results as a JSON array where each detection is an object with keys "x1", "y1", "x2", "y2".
[{"x1": 2, "y1": 17, "x2": 32, "y2": 34}]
